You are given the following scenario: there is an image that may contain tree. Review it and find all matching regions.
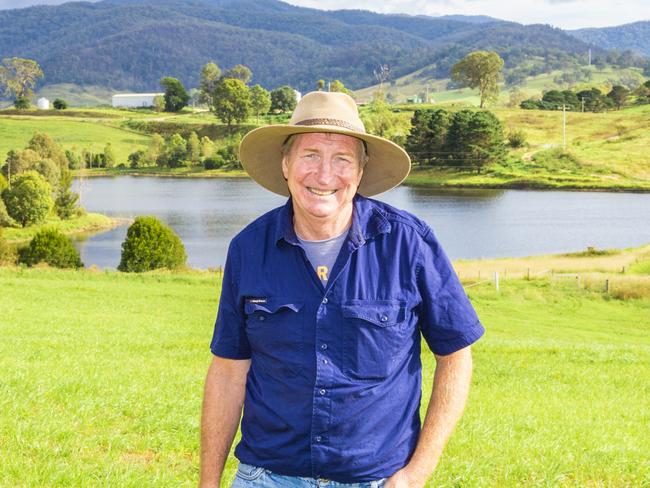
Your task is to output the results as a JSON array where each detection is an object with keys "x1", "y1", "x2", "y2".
[
  {"x1": 14, "y1": 96, "x2": 30, "y2": 109},
  {"x1": 249, "y1": 84, "x2": 271, "y2": 123},
  {"x1": 270, "y1": 86, "x2": 297, "y2": 113},
  {"x1": 146, "y1": 133, "x2": 165, "y2": 166},
  {"x1": 187, "y1": 131, "x2": 201, "y2": 164},
  {"x1": 118, "y1": 216, "x2": 186, "y2": 272},
  {"x1": 212, "y1": 78, "x2": 251, "y2": 128},
  {"x1": 607, "y1": 85, "x2": 629, "y2": 110},
  {"x1": 160, "y1": 76, "x2": 190, "y2": 112},
  {"x1": 2, "y1": 149, "x2": 39, "y2": 181},
  {"x1": 2, "y1": 171, "x2": 53, "y2": 227},
  {"x1": 361, "y1": 93, "x2": 406, "y2": 143},
  {"x1": 54, "y1": 171, "x2": 80, "y2": 219},
  {"x1": 451, "y1": 51, "x2": 504, "y2": 108},
  {"x1": 199, "y1": 62, "x2": 221, "y2": 106},
  {"x1": 405, "y1": 109, "x2": 451, "y2": 166},
  {"x1": 0, "y1": 57, "x2": 44, "y2": 99},
  {"x1": 316, "y1": 79, "x2": 325, "y2": 91},
  {"x1": 330, "y1": 79, "x2": 353, "y2": 96},
  {"x1": 18, "y1": 228, "x2": 83, "y2": 268},
  {"x1": 223, "y1": 64, "x2": 252, "y2": 84},
  {"x1": 53, "y1": 98, "x2": 67, "y2": 110},
  {"x1": 200, "y1": 136, "x2": 215, "y2": 158},
  {"x1": 445, "y1": 109, "x2": 506, "y2": 172},
  {"x1": 152, "y1": 95, "x2": 165, "y2": 113},
  {"x1": 27, "y1": 132, "x2": 68, "y2": 176},
  {"x1": 103, "y1": 143, "x2": 116, "y2": 168},
  {"x1": 162, "y1": 133, "x2": 188, "y2": 168}
]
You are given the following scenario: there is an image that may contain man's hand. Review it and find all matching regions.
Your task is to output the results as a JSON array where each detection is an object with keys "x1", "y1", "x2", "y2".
[
  {"x1": 384, "y1": 346, "x2": 474, "y2": 487},
  {"x1": 383, "y1": 466, "x2": 427, "y2": 488}
]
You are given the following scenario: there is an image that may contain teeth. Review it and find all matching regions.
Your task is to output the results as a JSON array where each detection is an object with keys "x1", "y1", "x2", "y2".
[{"x1": 308, "y1": 187, "x2": 336, "y2": 196}]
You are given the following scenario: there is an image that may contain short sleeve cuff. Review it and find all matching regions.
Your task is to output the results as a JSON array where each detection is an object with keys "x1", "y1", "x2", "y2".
[
  {"x1": 424, "y1": 321, "x2": 485, "y2": 356},
  {"x1": 210, "y1": 344, "x2": 252, "y2": 360}
]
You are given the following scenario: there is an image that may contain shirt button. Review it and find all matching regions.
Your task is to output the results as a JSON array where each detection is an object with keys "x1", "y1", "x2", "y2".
[
  {"x1": 380, "y1": 315, "x2": 388, "y2": 322},
  {"x1": 315, "y1": 435, "x2": 322, "y2": 442},
  {"x1": 319, "y1": 389, "x2": 326, "y2": 395},
  {"x1": 320, "y1": 343, "x2": 328, "y2": 350},
  {"x1": 323, "y1": 359, "x2": 329, "y2": 364},
  {"x1": 258, "y1": 316, "x2": 265, "y2": 322},
  {"x1": 322, "y1": 297, "x2": 328, "y2": 304}
]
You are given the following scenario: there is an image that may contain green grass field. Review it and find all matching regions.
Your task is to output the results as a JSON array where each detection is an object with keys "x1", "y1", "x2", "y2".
[
  {"x1": 2, "y1": 212, "x2": 120, "y2": 244},
  {"x1": 1, "y1": 260, "x2": 648, "y2": 486}
]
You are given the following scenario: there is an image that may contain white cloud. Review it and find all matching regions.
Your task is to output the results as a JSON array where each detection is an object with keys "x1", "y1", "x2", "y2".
[{"x1": 284, "y1": 0, "x2": 650, "y2": 29}]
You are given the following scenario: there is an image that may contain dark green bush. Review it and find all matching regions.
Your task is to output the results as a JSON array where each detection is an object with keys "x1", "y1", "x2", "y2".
[
  {"x1": 18, "y1": 228, "x2": 83, "y2": 268},
  {"x1": 14, "y1": 96, "x2": 30, "y2": 110},
  {"x1": 53, "y1": 98, "x2": 68, "y2": 110},
  {"x1": 203, "y1": 156, "x2": 224, "y2": 169},
  {"x1": 118, "y1": 216, "x2": 186, "y2": 272},
  {"x1": 507, "y1": 129, "x2": 527, "y2": 148}
]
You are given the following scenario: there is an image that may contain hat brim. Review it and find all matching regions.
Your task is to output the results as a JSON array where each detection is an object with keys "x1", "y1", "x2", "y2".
[{"x1": 239, "y1": 124, "x2": 411, "y2": 197}]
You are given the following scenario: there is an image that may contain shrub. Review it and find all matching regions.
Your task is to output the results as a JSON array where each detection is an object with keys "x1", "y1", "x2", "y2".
[
  {"x1": 2, "y1": 171, "x2": 53, "y2": 227},
  {"x1": 0, "y1": 228, "x2": 17, "y2": 265},
  {"x1": 203, "y1": 156, "x2": 224, "y2": 169},
  {"x1": 18, "y1": 228, "x2": 83, "y2": 268},
  {"x1": 0, "y1": 197, "x2": 18, "y2": 227},
  {"x1": 54, "y1": 172, "x2": 80, "y2": 220},
  {"x1": 0, "y1": 174, "x2": 7, "y2": 193},
  {"x1": 118, "y1": 216, "x2": 186, "y2": 272},
  {"x1": 14, "y1": 96, "x2": 30, "y2": 109},
  {"x1": 53, "y1": 98, "x2": 68, "y2": 110},
  {"x1": 507, "y1": 129, "x2": 527, "y2": 148}
]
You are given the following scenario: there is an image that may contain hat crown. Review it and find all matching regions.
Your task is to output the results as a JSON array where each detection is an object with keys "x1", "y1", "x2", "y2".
[{"x1": 289, "y1": 91, "x2": 366, "y2": 133}]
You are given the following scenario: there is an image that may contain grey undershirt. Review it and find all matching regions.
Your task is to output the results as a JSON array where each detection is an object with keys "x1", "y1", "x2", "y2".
[{"x1": 297, "y1": 229, "x2": 348, "y2": 286}]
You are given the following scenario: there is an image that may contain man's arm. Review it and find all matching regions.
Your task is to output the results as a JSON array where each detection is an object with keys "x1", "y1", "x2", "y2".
[
  {"x1": 199, "y1": 355, "x2": 251, "y2": 488},
  {"x1": 385, "y1": 345, "x2": 473, "y2": 488}
]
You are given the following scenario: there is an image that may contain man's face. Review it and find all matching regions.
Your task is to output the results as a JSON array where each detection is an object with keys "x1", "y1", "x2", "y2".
[{"x1": 282, "y1": 132, "x2": 364, "y2": 226}]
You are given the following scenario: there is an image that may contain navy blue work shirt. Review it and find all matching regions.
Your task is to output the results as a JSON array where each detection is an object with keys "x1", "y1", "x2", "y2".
[{"x1": 210, "y1": 194, "x2": 484, "y2": 483}]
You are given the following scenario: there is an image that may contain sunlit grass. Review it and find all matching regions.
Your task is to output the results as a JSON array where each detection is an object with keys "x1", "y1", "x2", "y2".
[{"x1": 0, "y1": 254, "x2": 648, "y2": 486}]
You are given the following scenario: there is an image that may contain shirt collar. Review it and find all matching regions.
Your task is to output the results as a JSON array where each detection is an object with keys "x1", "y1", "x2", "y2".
[{"x1": 275, "y1": 194, "x2": 391, "y2": 247}]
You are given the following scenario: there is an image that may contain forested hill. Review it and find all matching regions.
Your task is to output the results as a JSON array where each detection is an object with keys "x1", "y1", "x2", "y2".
[
  {"x1": 0, "y1": 0, "x2": 625, "y2": 92},
  {"x1": 570, "y1": 21, "x2": 650, "y2": 57}
]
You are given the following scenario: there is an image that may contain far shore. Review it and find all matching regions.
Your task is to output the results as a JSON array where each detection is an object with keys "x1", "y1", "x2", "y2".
[{"x1": 72, "y1": 167, "x2": 650, "y2": 193}]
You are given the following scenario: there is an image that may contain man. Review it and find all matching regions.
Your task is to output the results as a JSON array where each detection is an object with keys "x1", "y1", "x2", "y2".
[{"x1": 200, "y1": 91, "x2": 484, "y2": 487}]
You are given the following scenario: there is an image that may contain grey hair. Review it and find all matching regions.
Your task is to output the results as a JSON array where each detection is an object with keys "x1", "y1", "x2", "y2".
[{"x1": 281, "y1": 133, "x2": 369, "y2": 170}]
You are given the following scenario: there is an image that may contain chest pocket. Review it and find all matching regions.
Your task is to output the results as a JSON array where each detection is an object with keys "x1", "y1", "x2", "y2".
[
  {"x1": 244, "y1": 298, "x2": 304, "y2": 378},
  {"x1": 341, "y1": 300, "x2": 408, "y2": 381}
]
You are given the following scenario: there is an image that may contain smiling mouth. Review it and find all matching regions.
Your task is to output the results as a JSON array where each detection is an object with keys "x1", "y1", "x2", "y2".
[{"x1": 307, "y1": 187, "x2": 337, "y2": 196}]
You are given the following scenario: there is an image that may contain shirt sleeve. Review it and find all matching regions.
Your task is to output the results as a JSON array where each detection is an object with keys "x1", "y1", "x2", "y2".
[
  {"x1": 210, "y1": 239, "x2": 252, "y2": 359},
  {"x1": 416, "y1": 226, "x2": 485, "y2": 355}
]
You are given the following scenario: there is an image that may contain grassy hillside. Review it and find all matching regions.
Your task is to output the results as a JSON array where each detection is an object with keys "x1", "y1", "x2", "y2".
[
  {"x1": 355, "y1": 66, "x2": 646, "y2": 105},
  {"x1": 0, "y1": 113, "x2": 153, "y2": 165},
  {"x1": 1, "y1": 244, "x2": 648, "y2": 486}
]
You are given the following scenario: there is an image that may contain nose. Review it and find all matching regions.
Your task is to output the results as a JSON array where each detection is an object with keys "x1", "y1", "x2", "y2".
[{"x1": 315, "y1": 157, "x2": 334, "y2": 184}]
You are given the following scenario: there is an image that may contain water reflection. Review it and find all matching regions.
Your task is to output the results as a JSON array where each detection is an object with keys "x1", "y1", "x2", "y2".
[{"x1": 72, "y1": 177, "x2": 650, "y2": 269}]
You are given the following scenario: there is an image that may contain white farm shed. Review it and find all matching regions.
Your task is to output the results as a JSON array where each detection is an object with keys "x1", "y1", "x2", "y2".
[
  {"x1": 37, "y1": 97, "x2": 50, "y2": 109},
  {"x1": 112, "y1": 93, "x2": 163, "y2": 108}
]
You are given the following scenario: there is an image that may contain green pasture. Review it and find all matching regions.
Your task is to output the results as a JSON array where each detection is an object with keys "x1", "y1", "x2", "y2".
[
  {"x1": 0, "y1": 117, "x2": 151, "y2": 167},
  {"x1": 2, "y1": 213, "x2": 118, "y2": 244},
  {"x1": 0, "y1": 265, "x2": 648, "y2": 486}
]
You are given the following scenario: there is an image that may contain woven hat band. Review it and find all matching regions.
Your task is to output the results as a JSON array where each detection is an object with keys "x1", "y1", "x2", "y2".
[{"x1": 295, "y1": 118, "x2": 365, "y2": 133}]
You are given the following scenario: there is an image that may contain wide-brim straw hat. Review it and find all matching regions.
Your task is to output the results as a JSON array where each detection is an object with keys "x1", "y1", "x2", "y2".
[{"x1": 239, "y1": 91, "x2": 411, "y2": 197}]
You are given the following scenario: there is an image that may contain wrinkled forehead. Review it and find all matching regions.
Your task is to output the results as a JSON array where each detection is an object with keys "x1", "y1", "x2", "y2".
[{"x1": 292, "y1": 132, "x2": 360, "y2": 149}]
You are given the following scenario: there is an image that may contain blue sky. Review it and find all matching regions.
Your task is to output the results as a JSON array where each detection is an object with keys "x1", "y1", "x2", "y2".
[{"x1": 0, "y1": 0, "x2": 648, "y2": 29}]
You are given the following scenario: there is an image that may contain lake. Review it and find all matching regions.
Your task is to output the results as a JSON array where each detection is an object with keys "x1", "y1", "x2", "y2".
[{"x1": 72, "y1": 176, "x2": 650, "y2": 269}]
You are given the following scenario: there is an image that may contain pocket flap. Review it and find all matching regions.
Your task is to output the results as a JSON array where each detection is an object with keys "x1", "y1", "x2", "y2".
[
  {"x1": 341, "y1": 301, "x2": 406, "y2": 327},
  {"x1": 244, "y1": 298, "x2": 303, "y2": 315}
]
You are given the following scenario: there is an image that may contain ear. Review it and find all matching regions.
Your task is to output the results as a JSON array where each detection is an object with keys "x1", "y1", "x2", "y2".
[{"x1": 281, "y1": 155, "x2": 289, "y2": 180}]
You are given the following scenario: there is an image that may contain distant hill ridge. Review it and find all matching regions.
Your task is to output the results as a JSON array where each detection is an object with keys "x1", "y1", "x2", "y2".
[{"x1": 0, "y1": 0, "x2": 646, "y2": 95}]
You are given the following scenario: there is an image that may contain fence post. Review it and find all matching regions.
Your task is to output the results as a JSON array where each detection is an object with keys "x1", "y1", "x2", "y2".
[
  {"x1": 494, "y1": 272, "x2": 500, "y2": 293},
  {"x1": 576, "y1": 275, "x2": 580, "y2": 288},
  {"x1": 526, "y1": 268, "x2": 530, "y2": 281},
  {"x1": 605, "y1": 279, "x2": 609, "y2": 293}
]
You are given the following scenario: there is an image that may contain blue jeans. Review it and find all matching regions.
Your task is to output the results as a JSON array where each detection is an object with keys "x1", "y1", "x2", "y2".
[{"x1": 231, "y1": 462, "x2": 386, "y2": 488}]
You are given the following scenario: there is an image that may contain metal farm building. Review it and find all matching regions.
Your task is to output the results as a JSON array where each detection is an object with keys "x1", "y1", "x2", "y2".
[{"x1": 111, "y1": 93, "x2": 163, "y2": 108}]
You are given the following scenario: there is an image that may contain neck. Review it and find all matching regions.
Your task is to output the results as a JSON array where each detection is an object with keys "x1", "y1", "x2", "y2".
[{"x1": 293, "y1": 205, "x2": 353, "y2": 241}]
